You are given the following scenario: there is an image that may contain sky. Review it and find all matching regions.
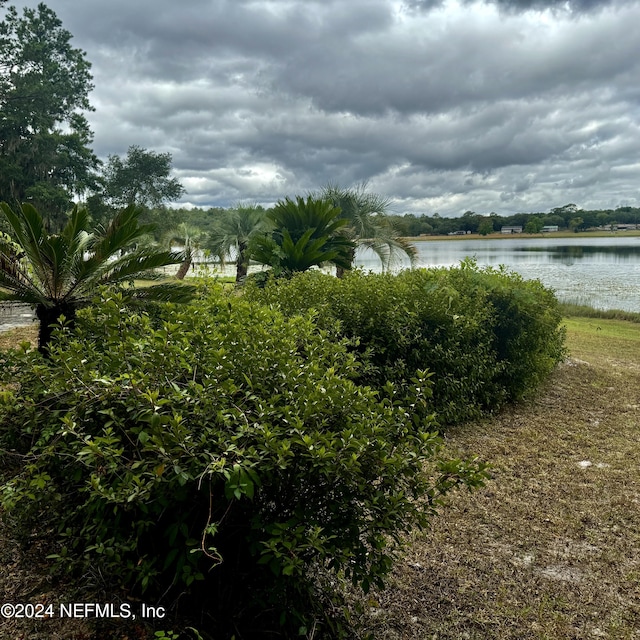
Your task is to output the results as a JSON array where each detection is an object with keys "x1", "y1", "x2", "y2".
[{"x1": 7, "y1": 0, "x2": 640, "y2": 216}]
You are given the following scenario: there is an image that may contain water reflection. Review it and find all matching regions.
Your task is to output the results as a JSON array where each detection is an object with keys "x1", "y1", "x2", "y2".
[{"x1": 516, "y1": 244, "x2": 640, "y2": 262}]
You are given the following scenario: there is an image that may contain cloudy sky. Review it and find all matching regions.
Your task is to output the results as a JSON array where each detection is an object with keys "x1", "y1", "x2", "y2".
[{"x1": 9, "y1": 0, "x2": 640, "y2": 215}]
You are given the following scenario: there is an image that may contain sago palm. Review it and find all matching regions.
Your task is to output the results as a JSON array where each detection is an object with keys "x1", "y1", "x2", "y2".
[
  {"x1": 0, "y1": 201, "x2": 195, "y2": 353},
  {"x1": 320, "y1": 183, "x2": 418, "y2": 276},
  {"x1": 250, "y1": 196, "x2": 355, "y2": 276}
]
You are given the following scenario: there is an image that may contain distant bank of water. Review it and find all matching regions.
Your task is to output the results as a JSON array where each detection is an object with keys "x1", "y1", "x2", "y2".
[{"x1": 355, "y1": 236, "x2": 640, "y2": 313}]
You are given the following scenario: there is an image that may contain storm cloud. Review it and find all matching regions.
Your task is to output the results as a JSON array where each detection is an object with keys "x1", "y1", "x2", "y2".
[{"x1": 6, "y1": 0, "x2": 640, "y2": 215}]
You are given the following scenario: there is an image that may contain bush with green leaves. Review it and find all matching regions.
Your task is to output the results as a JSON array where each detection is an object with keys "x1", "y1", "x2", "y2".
[
  {"x1": 444, "y1": 262, "x2": 566, "y2": 400},
  {"x1": 0, "y1": 284, "x2": 488, "y2": 638},
  {"x1": 246, "y1": 261, "x2": 566, "y2": 425}
]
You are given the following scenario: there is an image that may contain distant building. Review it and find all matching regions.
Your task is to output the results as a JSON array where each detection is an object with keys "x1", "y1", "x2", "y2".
[
  {"x1": 542, "y1": 225, "x2": 559, "y2": 233},
  {"x1": 501, "y1": 226, "x2": 523, "y2": 234},
  {"x1": 614, "y1": 223, "x2": 639, "y2": 231}
]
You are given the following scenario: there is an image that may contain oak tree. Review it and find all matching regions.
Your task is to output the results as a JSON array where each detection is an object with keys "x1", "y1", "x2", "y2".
[
  {"x1": 0, "y1": 2, "x2": 99, "y2": 230},
  {"x1": 101, "y1": 145, "x2": 186, "y2": 210}
]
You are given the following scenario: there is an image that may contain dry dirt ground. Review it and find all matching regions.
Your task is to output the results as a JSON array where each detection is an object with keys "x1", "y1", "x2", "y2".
[{"x1": 1, "y1": 319, "x2": 639, "y2": 639}]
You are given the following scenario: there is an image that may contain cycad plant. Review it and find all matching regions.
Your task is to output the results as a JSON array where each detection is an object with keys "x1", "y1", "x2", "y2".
[
  {"x1": 320, "y1": 183, "x2": 418, "y2": 276},
  {"x1": 0, "y1": 202, "x2": 195, "y2": 353},
  {"x1": 250, "y1": 196, "x2": 355, "y2": 277}
]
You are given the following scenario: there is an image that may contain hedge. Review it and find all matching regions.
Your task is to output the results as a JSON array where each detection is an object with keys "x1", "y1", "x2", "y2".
[
  {"x1": 0, "y1": 285, "x2": 488, "y2": 638},
  {"x1": 246, "y1": 261, "x2": 566, "y2": 425}
]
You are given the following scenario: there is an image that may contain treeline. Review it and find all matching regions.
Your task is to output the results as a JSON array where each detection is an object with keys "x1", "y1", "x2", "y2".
[
  {"x1": 112, "y1": 202, "x2": 239, "y2": 242},
  {"x1": 135, "y1": 201, "x2": 640, "y2": 247},
  {"x1": 388, "y1": 204, "x2": 640, "y2": 236}
]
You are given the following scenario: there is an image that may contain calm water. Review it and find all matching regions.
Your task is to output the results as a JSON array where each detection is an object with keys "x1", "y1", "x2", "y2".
[
  {"x1": 5, "y1": 237, "x2": 636, "y2": 333},
  {"x1": 355, "y1": 236, "x2": 640, "y2": 313}
]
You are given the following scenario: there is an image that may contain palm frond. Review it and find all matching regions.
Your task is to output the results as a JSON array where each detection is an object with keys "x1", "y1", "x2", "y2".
[
  {"x1": 253, "y1": 196, "x2": 355, "y2": 274},
  {"x1": 0, "y1": 254, "x2": 48, "y2": 303},
  {"x1": 88, "y1": 204, "x2": 150, "y2": 265},
  {"x1": 0, "y1": 209, "x2": 53, "y2": 302},
  {"x1": 206, "y1": 206, "x2": 268, "y2": 276},
  {"x1": 0, "y1": 285, "x2": 44, "y2": 304},
  {"x1": 0, "y1": 236, "x2": 47, "y2": 302},
  {"x1": 60, "y1": 205, "x2": 91, "y2": 248},
  {"x1": 318, "y1": 183, "x2": 416, "y2": 270},
  {"x1": 129, "y1": 281, "x2": 197, "y2": 304},
  {"x1": 164, "y1": 222, "x2": 206, "y2": 247},
  {"x1": 94, "y1": 248, "x2": 185, "y2": 286},
  {"x1": 60, "y1": 206, "x2": 93, "y2": 281},
  {"x1": 0, "y1": 202, "x2": 45, "y2": 254},
  {"x1": 249, "y1": 233, "x2": 282, "y2": 270},
  {"x1": 1, "y1": 202, "x2": 196, "y2": 352},
  {"x1": 0, "y1": 203, "x2": 50, "y2": 284}
]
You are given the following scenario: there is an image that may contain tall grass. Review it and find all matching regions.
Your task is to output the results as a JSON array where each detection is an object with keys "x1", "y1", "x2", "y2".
[{"x1": 559, "y1": 301, "x2": 640, "y2": 323}]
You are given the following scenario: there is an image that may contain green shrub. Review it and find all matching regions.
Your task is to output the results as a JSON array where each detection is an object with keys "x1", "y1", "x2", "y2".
[
  {"x1": 246, "y1": 262, "x2": 566, "y2": 425},
  {"x1": 0, "y1": 285, "x2": 487, "y2": 638},
  {"x1": 447, "y1": 263, "x2": 566, "y2": 400}
]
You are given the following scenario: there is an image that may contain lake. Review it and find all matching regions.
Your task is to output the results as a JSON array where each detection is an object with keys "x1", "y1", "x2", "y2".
[
  {"x1": 355, "y1": 236, "x2": 640, "y2": 313},
  {"x1": 3, "y1": 236, "x2": 638, "y2": 334}
]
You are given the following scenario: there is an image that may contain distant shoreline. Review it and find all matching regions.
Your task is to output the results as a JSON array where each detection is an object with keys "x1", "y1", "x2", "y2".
[{"x1": 403, "y1": 230, "x2": 640, "y2": 242}]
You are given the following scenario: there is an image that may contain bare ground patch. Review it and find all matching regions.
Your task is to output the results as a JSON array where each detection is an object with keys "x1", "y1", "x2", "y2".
[{"x1": 0, "y1": 325, "x2": 37, "y2": 351}]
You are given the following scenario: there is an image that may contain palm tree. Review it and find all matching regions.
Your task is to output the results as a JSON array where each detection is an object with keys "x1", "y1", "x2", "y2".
[
  {"x1": 165, "y1": 222, "x2": 207, "y2": 280},
  {"x1": 206, "y1": 204, "x2": 267, "y2": 283},
  {"x1": 0, "y1": 201, "x2": 195, "y2": 353},
  {"x1": 319, "y1": 183, "x2": 418, "y2": 277},
  {"x1": 250, "y1": 196, "x2": 355, "y2": 277}
]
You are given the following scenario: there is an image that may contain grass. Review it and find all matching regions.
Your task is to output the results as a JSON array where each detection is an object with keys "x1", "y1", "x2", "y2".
[
  {"x1": 357, "y1": 316, "x2": 640, "y2": 639},
  {"x1": 1, "y1": 313, "x2": 639, "y2": 639},
  {"x1": 559, "y1": 302, "x2": 640, "y2": 324}
]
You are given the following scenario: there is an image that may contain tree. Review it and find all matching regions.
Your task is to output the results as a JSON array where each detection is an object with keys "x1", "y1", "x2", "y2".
[
  {"x1": 206, "y1": 204, "x2": 267, "y2": 283},
  {"x1": 550, "y1": 204, "x2": 581, "y2": 228},
  {"x1": 250, "y1": 196, "x2": 355, "y2": 277},
  {"x1": 0, "y1": 201, "x2": 195, "y2": 353},
  {"x1": 478, "y1": 219, "x2": 494, "y2": 236},
  {"x1": 544, "y1": 214, "x2": 565, "y2": 229},
  {"x1": 461, "y1": 210, "x2": 480, "y2": 233},
  {"x1": 524, "y1": 216, "x2": 544, "y2": 234},
  {"x1": 165, "y1": 222, "x2": 206, "y2": 280},
  {"x1": 596, "y1": 211, "x2": 611, "y2": 228},
  {"x1": 320, "y1": 183, "x2": 417, "y2": 277},
  {"x1": 101, "y1": 145, "x2": 185, "y2": 210},
  {"x1": 569, "y1": 216, "x2": 584, "y2": 233},
  {"x1": 551, "y1": 203, "x2": 579, "y2": 215},
  {"x1": 0, "y1": 3, "x2": 99, "y2": 230}
]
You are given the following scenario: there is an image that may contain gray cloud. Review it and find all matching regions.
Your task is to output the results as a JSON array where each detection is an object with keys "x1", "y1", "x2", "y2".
[
  {"x1": 405, "y1": 0, "x2": 633, "y2": 13},
  {"x1": 5, "y1": 0, "x2": 640, "y2": 214}
]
